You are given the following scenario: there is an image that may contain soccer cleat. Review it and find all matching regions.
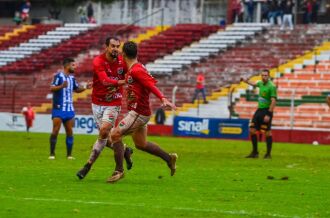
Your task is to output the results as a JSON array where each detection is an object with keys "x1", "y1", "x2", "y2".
[
  {"x1": 48, "y1": 155, "x2": 55, "y2": 160},
  {"x1": 67, "y1": 156, "x2": 75, "y2": 160},
  {"x1": 76, "y1": 164, "x2": 91, "y2": 180},
  {"x1": 107, "y1": 171, "x2": 124, "y2": 183},
  {"x1": 124, "y1": 147, "x2": 133, "y2": 170},
  {"x1": 264, "y1": 153, "x2": 272, "y2": 159},
  {"x1": 245, "y1": 152, "x2": 259, "y2": 158},
  {"x1": 168, "y1": 153, "x2": 178, "y2": 176}
]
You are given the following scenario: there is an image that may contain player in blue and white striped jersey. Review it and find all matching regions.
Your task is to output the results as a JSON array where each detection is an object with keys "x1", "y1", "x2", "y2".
[{"x1": 49, "y1": 58, "x2": 91, "y2": 160}]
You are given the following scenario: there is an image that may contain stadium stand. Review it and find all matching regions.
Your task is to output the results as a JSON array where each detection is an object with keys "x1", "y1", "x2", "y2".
[
  {"x1": 0, "y1": 24, "x2": 58, "y2": 51},
  {"x1": 234, "y1": 42, "x2": 330, "y2": 129},
  {"x1": 155, "y1": 24, "x2": 330, "y2": 125},
  {"x1": 146, "y1": 23, "x2": 270, "y2": 75},
  {"x1": 0, "y1": 24, "x2": 145, "y2": 114}
]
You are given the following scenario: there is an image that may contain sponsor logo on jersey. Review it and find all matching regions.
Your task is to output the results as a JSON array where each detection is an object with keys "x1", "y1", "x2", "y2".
[{"x1": 118, "y1": 68, "x2": 124, "y2": 75}]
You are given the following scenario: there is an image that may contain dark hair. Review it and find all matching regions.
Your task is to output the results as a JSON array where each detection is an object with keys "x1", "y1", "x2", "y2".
[
  {"x1": 63, "y1": 58, "x2": 74, "y2": 66},
  {"x1": 105, "y1": 36, "x2": 120, "y2": 46},
  {"x1": 261, "y1": 69, "x2": 270, "y2": 75},
  {"x1": 123, "y1": 41, "x2": 138, "y2": 59}
]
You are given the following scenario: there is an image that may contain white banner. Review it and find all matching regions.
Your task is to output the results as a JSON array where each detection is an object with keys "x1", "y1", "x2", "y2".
[{"x1": 0, "y1": 112, "x2": 98, "y2": 135}]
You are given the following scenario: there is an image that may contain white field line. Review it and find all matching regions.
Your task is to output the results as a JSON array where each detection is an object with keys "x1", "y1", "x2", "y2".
[{"x1": 0, "y1": 195, "x2": 300, "y2": 218}]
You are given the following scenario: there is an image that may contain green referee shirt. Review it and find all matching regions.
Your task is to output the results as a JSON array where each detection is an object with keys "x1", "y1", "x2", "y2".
[{"x1": 256, "y1": 80, "x2": 277, "y2": 109}]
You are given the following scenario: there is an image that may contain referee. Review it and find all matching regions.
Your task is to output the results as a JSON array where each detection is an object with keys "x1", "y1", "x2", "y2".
[{"x1": 241, "y1": 69, "x2": 277, "y2": 159}]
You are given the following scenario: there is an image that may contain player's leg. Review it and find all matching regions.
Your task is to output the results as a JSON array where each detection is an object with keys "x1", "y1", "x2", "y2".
[
  {"x1": 49, "y1": 117, "x2": 62, "y2": 159},
  {"x1": 132, "y1": 126, "x2": 177, "y2": 176},
  {"x1": 63, "y1": 117, "x2": 74, "y2": 159},
  {"x1": 77, "y1": 105, "x2": 112, "y2": 179},
  {"x1": 246, "y1": 109, "x2": 260, "y2": 158},
  {"x1": 106, "y1": 126, "x2": 125, "y2": 183},
  {"x1": 106, "y1": 123, "x2": 134, "y2": 170},
  {"x1": 107, "y1": 111, "x2": 144, "y2": 183}
]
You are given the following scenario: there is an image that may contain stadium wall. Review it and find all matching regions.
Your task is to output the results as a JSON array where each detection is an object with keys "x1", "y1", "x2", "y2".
[
  {"x1": 1, "y1": 113, "x2": 329, "y2": 145},
  {"x1": 148, "y1": 125, "x2": 330, "y2": 145}
]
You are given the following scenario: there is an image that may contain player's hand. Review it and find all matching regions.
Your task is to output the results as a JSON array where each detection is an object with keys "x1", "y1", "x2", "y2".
[
  {"x1": 62, "y1": 81, "x2": 68, "y2": 88},
  {"x1": 118, "y1": 80, "x2": 126, "y2": 86},
  {"x1": 86, "y1": 81, "x2": 92, "y2": 89},
  {"x1": 264, "y1": 115, "x2": 270, "y2": 123},
  {"x1": 161, "y1": 98, "x2": 177, "y2": 111}
]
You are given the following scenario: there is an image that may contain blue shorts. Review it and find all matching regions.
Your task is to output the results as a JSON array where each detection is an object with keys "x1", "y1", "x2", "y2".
[{"x1": 52, "y1": 109, "x2": 75, "y2": 123}]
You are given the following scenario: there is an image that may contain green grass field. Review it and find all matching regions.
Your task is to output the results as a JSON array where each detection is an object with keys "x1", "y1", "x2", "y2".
[{"x1": 0, "y1": 131, "x2": 329, "y2": 218}]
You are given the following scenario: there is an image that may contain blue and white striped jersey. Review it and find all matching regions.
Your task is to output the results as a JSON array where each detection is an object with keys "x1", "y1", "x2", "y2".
[{"x1": 51, "y1": 72, "x2": 79, "y2": 112}]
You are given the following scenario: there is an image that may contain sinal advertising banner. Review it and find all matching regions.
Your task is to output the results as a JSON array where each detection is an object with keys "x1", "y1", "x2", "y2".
[{"x1": 173, "y1": 116, "x2": 249, "y2": 139}]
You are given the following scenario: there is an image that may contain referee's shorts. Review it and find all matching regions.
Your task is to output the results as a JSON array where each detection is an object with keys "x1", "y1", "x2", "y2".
[{"x1": 249, "y1": 108, "x2": 273, "y2": 131}]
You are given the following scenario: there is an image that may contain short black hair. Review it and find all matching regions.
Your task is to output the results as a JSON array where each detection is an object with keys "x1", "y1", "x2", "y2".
[
  {"x1": 123, "y1": 41, "x2": 138, "y2": 59},
  {"x1": 261, "y1": 69, "x2": 270, "y2": 75},
  {"x1": 63, "y1": 58, "x2": 74, "y2": 66},
  {"x1": 105, "y1": 36, "x2": 120, "y2": 46}
]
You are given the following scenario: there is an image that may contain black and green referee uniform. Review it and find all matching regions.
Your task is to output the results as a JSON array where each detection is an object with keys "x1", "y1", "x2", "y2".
[{"x1": 250, "y1": 80, "x2": 277, "y2": 131}]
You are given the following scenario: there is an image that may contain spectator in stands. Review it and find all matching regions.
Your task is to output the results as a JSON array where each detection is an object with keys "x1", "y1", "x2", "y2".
[
  {"x1": 245, "y1": 0, "x2": 256, "y2": 22},
  {"x1": 311, "y1": 0, "x2": 319, "y2": 23},
  {"x1": 241, "y1": 69, "x2": 277, "y2": 159},
  {"x1": 191, "y1": 72, "x2": 208, "y2": 104},
  {"x1": 13, "y1": 11, "x2": 22, "y2": 26},
  {"x1": 268, "y1": 0, "x2": 282, "y2": 25},
  {"x1": 21, "y1": 0, "x2": 31, "y2": 24},
  {"x1": 261, "y1": 1, "x2": 271, "y2": 22},
  {"x1": 301, "y1": 0, "x2": 309, "y2": 24},
  {"x1": 21, "y1": 103, "x2": 35, "y2": 133},
  {"x1": 232, "y1": 0, "x2": 243, "y2": 23},
  {"x1": 77, "y1": 4, "x2": 88, "y2": 23},
  {"x1": 306, "y1": 0, "x2": 313, "y2": 23},
  {"x1": 155, "y1": 107, "x2": 166, "y2": 125},
  {"x1": 281, "y1": 0, "x2": 294, "y2": 30},
  {"x1": 87, "y1": 2, "x2": 95, "y2": 23},
  {"x1": 48, "y1": 58, "x2": 91, "y2": 160}
]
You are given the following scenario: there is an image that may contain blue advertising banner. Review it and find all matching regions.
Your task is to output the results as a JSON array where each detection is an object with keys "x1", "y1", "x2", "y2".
[{"x1": 173, "y1": 116, "x2": 249, "y2": 139}]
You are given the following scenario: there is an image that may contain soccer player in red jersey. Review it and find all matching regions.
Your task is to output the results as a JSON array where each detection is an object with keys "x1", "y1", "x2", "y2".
[
  {"x1": 107, "y1": 41, "x2": 178, "y2": 183},
  {"x1": 76, "y1": 37, "x2": 133, "y2": 180}
]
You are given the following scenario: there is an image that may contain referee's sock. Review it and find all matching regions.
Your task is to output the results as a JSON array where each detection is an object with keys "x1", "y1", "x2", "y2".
[
  {"x1": 251, "y1": 134, "x2": 258, "y2": 153},
  {"x1": 266, "y1": 136, "x2": 272, "y2": 155}
]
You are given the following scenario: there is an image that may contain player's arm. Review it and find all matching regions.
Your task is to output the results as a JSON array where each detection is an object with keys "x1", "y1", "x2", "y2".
[
  {"x1": 136, "y1": 71, "x2": 176, "y2": 110},
  {"x1": 148, "y1": 84, "x2": 176, "y2": 110},
  {"x1": 50, "y1": 80, "x2": 67, "y2": 92},
  {"x1": 94, "y1": 61, "x2": 125, "y2": 86},
  {"x1": 240, "y1": 77, "x2": 256, "y2": 87},
  {"x1": 75, "y1": 81, "x2": 92, "y2": 93}
]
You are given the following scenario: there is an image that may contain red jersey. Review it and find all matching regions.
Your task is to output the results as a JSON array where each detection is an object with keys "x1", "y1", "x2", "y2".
[
  {"x1": 126, "y1": 63, "x2": 164, "y2": 116},
  {"x1": 196, "y1": 73, "x2": 205, "y2": 89},
  {"x1": 92, "y1": 54, "x2": 127, "y2": 106}
]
